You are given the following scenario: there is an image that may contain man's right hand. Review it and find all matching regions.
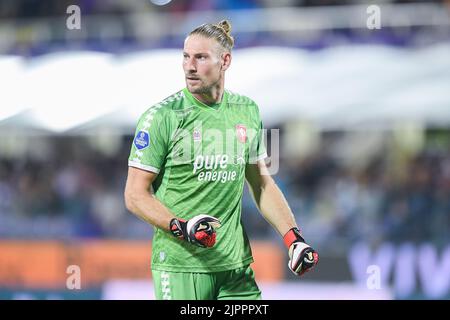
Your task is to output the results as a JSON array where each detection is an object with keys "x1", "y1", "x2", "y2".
[{"x1": 170, "y1": 214, "x2": 221, "y2": 248}]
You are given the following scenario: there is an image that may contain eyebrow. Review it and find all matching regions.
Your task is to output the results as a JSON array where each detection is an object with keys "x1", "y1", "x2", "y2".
[{"x1": 183, "y1": 52, "x2": 210, "y2": 57}]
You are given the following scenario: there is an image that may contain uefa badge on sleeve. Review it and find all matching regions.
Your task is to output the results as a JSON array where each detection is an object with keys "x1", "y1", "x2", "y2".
[
  {"x1": 134, "y1": 130, "x2": 150, "y2": 150},
  {"x1": 235, "y1": 124, "x2": 247, "y2": 143}
]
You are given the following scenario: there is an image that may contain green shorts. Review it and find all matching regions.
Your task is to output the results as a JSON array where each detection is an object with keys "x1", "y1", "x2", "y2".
[{"x1": 152, "y1": 265, "x2": 262, "y2": 300}]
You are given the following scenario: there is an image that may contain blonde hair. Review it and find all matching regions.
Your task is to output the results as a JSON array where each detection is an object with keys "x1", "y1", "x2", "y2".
[{"x1": 189, "y1": 20, "x2": 234, "y2": 52}]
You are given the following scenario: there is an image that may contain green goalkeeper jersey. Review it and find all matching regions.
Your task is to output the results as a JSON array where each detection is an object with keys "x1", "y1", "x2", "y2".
[{"x1": 128, "y1": 88, "x2": 267, "y2": 273}]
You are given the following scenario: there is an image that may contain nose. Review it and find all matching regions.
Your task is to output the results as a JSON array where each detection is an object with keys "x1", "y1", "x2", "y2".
[{"x1": 184, "y1": 57, "x2": 196, "y2": 73}]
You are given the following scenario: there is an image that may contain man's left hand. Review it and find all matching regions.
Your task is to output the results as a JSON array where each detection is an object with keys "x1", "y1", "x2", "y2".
[{"x1": 283, "y1": 227, "x2": 319, "y2": 276}]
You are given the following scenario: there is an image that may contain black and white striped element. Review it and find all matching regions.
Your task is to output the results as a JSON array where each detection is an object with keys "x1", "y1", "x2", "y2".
[
  {"x1": 288, "y1": 242, "x2": 318, "y2": 276},
  {"x1": 170, "y1": 214, "x2": 221, "y2": 248}
]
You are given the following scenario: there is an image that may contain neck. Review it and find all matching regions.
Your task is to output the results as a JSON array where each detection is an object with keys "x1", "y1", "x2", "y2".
[{"x1": 192, "y1": 80, "x2": 224, "y2": 105}]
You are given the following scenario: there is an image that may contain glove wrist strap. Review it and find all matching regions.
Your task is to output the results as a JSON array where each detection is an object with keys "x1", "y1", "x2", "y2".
[
  {"x1": 169, "y1": 218, "x2": 186, "y2": 240},
  {"x1": 283, "y1": 227, "x2": 304, "y2": 249}
]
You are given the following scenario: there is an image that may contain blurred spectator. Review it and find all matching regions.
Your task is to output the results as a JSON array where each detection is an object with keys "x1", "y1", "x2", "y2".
[{"x1": 1, "y1": 0, "x2": 448, "y2": 56}]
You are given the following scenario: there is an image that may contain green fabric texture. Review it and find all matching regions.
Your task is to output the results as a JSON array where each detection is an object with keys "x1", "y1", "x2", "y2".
[
  {"x1": 152, "y1": 265, "x2": 262, "y2": 300},
  {"x1": 128, "y1": 88, "x2": 267, "y2": 273}
]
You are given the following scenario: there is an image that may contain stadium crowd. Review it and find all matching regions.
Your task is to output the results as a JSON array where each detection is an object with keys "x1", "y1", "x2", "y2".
[
  {"x1": 1, "y1": 0, "x2": 446, "y2": 19},
  {"x1": 1, "y1": 0, "x2": 447, "y2": 56}
]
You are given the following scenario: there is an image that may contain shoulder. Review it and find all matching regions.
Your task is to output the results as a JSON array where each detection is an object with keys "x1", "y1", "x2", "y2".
[
  {"x1": 139, "y1": 90, "x2": 186, "y2": 121},
  {"x1": 226, "y1": 89, "x2": 258, "y2": 108},
  {"x1": 226, "y1": 90, "x2": 262, "y2": 122}
]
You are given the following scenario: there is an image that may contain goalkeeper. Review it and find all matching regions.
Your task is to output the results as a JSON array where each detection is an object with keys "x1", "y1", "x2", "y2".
[{"x1": 124, "y1": 20, "x2": 318, "y2": 300}]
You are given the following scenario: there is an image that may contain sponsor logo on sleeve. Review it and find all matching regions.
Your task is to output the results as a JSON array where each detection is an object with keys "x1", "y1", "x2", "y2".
[{"x1": 134, "y1": 130, "x2": 150, "y2": 150}]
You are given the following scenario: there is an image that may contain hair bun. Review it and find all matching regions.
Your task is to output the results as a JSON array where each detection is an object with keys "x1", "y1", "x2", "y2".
[
  {"x1": 189, "y1": 20, "x2": 234, "y2": 51},
  {"x1": 217, "y1": 20, "x2": 231, "y2": 36}
]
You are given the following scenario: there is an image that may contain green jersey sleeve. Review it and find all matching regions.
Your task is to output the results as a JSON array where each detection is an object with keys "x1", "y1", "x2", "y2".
[
  {"x1": 248, "y1": 103, "x2": 267, "y2": 163},
  {"x1": 128, "y1": 105, "x2": 174, "y2": 173}
]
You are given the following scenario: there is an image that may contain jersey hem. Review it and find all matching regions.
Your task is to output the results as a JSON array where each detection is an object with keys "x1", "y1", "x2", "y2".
[{"x1": 150, "y1": 257, "x2": 254, "y2": 273}]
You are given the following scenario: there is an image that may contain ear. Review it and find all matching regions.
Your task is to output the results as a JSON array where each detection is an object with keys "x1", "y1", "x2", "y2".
[{"x1": 221, "y1": 52, "x2": 232, "y2": 72}]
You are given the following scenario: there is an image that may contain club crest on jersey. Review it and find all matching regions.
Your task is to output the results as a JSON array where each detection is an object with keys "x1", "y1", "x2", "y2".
[
  {"x1": 236, "y1": 124, "x2": 247, "y2": 143},
  {"x1": 134, "y1": 130, "x2": 149, "y2": 150},
  {"x1": 193, "y1": 129, "x2": 202, "y2": 142}
]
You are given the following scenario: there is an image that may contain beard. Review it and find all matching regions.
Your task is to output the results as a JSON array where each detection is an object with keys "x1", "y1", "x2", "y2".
[
  {"x1": 186, "y1": 77, "x2": 220, "y2": 95},
  {"x1": 189, "y1": 84, "x2": 211, "y2": 94}
]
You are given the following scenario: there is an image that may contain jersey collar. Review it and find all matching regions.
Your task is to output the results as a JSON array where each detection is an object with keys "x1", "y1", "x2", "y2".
[{"x1": 183, "y1": 87, "x2": 228, "y2": 112}]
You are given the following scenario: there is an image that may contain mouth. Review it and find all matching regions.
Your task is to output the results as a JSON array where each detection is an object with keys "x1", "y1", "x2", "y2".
[{"x1": 186, "y1": 76, "x2": 200, "y2": 81}]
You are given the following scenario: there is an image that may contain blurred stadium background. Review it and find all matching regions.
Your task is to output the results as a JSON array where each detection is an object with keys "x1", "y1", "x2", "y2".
[{"x1": 1, "y1": 0, "x2": 450, "y2": 300}]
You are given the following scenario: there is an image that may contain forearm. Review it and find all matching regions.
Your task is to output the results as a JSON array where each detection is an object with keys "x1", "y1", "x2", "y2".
[
  {"x1": 125, "y1": 185, "x2": 220, "y2": 248},
  {"x1": 125, "y1": 191, "x2": 175, "y2": 231},
  {"x1": 248, "y1": 175, "x2": 319, "y2": 276},
  {"x1": 250, "y1": 178, "x2": 297, "y2": 237}
]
